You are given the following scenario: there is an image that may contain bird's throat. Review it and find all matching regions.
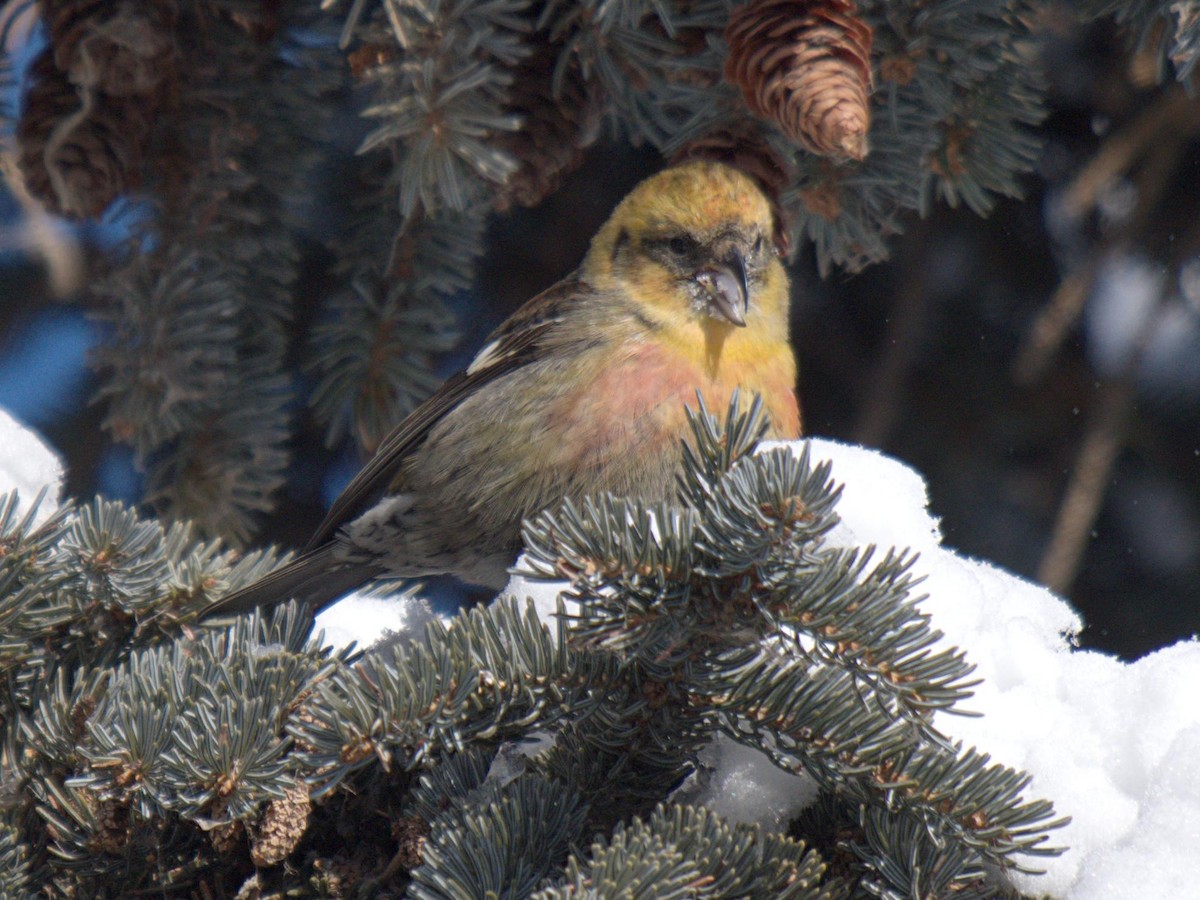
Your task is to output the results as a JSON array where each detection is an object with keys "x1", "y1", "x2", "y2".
[{"x1": 702, "y1": 319, "x2": 735, "y2": 379}]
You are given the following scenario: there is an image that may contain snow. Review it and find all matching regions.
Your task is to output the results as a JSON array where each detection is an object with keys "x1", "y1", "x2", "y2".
[
  {"x1": 1085, "y1": 254, "x2": 1200, "y2": 402},
  {"x1": 0, "y1": 405, "x2": 65, "y2": 526},
  {"x1": 4, "y1": 406, "x2": 1197, "y2": 898},
  {"x1": 670, "y1": 733, "x2": 820, "y2": 832},
  {"x1": 313, "y1": 588, "x2": 437, "y2": 652}
]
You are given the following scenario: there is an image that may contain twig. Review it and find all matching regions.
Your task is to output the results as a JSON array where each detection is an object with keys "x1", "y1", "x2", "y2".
[
  {"x1": 1014, "y1": 86, "x2": 1200, "y2": 384},
  {"x1": 1033, "y1": 130, "x2": 1191, "y2": 593},
  {"x1": 1012, "y1": 259, "x2": 1100, "y2": 386},
  {"x1": 1036, "y1": 380, "x2": 1133, "y2": 594},
  {"x1": 0, "y1": 150, "x2": 87, "y2": 298},
  {"x1": 1058, "y1": 85, "x2": 1200, "y2": 221}
]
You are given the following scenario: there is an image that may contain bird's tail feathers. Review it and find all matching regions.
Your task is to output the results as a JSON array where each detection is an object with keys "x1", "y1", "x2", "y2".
[{"x1": 204, "y1": 544, "x2": 377, "y2": 619}]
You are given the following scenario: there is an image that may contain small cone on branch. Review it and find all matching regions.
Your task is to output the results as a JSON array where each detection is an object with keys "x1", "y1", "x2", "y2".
[
  {"x1": 17, "y1": 48, "x2": 153, "y2": 218},
  {"x1": 88, "y1": 797, "x2": 131, "y2": 855},
  {"x1": 209, "y1": 819, "x2": 245, "y2": 855},
  {"x1": 492, "y1": 40, "x2": 605, "y2": 212},
  {"x1": 724, "y1": 0, "x2": 873, "y2": 162},
  {"x1": 250, "y1": 782, "x2": 311, "y2": 867},
  {"x1": 43, "y1": 0, "x2": 179, "y2": 97},
  {"x1": 15, "y1": 51, "x2": 78, "y2": 211},
  {"x1": 670, "y1": 120, "x2": 794, "y2": 255}
]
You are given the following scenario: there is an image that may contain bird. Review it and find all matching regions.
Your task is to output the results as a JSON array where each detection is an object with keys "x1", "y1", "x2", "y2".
[{"x1": 205, "y1": 160, "x2": 801, "y2": 618}]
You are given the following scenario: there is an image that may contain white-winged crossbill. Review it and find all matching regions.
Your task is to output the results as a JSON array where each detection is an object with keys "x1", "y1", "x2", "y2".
[{"x1": 208, "y1": 161, "x2": 801, "y2": 616}]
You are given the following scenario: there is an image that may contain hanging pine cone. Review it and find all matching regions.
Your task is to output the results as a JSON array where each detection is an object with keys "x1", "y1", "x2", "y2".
[
  {"x1": 87, "y1": 797, "x2": 131, "y2": 855},
  {"x1": 17, "y1": 49, "x2": 153, "y2": 219},
  {"x1": 209, "y1": 819, "x2": 245, "y2": 855},
  {"x1": 492, "y1": 41, "x2": 606, "y2": 212},
  {"x1": 250, "y1": 782, "x2": 311, "y2": 867},
  {"x1": 43, "y1": 0, "x2": 178, "y2": 97},
  {"x1": 670, "y1": 120, "x2": 794, "y2": 254},
  {"x1": 724, "y1": 0, "x2": 873, "y2": 162},
  {"x1": 16, "y1": 51, "x2": 77, "y2": 209}
]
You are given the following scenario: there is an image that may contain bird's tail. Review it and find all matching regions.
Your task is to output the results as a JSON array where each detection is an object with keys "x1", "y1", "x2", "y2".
[{"x1": 203, "y1": 544, "x2": 378, "y2": 619}]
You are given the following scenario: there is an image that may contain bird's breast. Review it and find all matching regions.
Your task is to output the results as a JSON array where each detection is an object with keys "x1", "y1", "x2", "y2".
[{"x1": 546, "y1": 337, "x2": 799, "y2": 478}]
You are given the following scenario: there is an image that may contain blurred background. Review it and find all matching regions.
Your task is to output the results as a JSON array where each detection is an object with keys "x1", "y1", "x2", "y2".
[{"x1": 2, "y1": 2, "x2": 1199, "y2": 660}]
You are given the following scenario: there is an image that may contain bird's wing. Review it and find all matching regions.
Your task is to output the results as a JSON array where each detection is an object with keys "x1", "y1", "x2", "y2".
[{"x1": 304, "y1": 275, "x2": 590, "y2": 551}]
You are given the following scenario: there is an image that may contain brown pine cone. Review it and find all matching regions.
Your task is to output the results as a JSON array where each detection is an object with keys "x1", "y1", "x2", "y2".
[
  {"x1": 492, "y1": 41, "x2": 606, "y2": 212},
  {"x1": 43, "y1": 0, "x2": 178, "y2": 97},
  {"x1": 88, "y1": 797, "x2": 131, "y2": 856},
  {"x1": 725, "y1": 0, "x2": 873, "y2": 162},
  {"x1": 392, "y1": 814, "x2": 430, "y2": 870},
  {"x1": 17, "y1": 49, "x2": 154, "y2": 218},
  {"x1": 209, "y1": 819, "x2": 246, "y2": 855},
  {"x1": 16, "y1": 50, "x2": 78, "y2": 210},
  {"x1": 250, "y1": 781, "x2": 311, "y2": 867}
]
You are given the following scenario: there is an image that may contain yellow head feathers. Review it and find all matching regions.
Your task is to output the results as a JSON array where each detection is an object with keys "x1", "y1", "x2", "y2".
[{"x1": 585, "y1": 161, "x2": 776, "y2": 273}]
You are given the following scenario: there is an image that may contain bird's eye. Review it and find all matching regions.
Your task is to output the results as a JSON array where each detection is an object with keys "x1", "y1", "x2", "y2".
[
  {"x1": 666, "y1": 235, "x2": 694, "y2": 256},
  {"x1": 753, "y1": 234, "x2": 765, "y2": 256}
]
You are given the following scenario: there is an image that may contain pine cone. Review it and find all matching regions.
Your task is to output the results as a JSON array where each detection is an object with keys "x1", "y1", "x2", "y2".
[
  {"x1": 392, "y1": 815, "x2": 430, "y2": 870},
  {"x1": 17, "y1": 51, "x2": 80, "y2": 210},
  {"x1": 88, "y1": 797, "x2": 131, "y2": 855},
  {"x1": 725, "y1": 0, "x2": 873, "y2": 162},
  {"x1": 250, "y1": 782, "x2": 311, "y2": 867},
  {"x1": 492, "y1": 41, "x2": 606, "y2": 212},
  {"x1": 17, "y1": 52, "x2": 153, "y2": 218},
  {"x1": 18, "y1": 49, "x2": 152, "y2": 218},
  {"x1": 209, "y1": 819, "x2": 245, "y2": 855},
  {"x1": 43, "y1": 0, "x2": 178, "y2": 97},
  {"x1": 670, "y1": 120, "x2": 794, "y2": 254}
]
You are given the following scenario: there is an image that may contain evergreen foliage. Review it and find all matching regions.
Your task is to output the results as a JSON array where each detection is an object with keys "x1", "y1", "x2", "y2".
[{"x1": 0, "y1": 398, "x2": 1065, "y2": 896}]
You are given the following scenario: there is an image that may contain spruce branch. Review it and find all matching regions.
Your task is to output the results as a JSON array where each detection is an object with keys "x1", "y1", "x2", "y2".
[
  {"x1": 540, "y1": 0, "x2": 696, "y2": 147},
  {"x1": 1080, "y1": 0, "x2": 1200, "y2": 83},
  {"x1": 409, "y1": 770, "x2": 588, "y2": 899},
  {"x1": 290, "y1": 598, "x2": 598, "y2": 794},
  {"x1": 339, "y1": 0, "x2": 531, "y2": 215},
  {"x1": 88, "y1": 5, "x2": 342, "y2": 540},
  {"x1": 0, "y1": 490, "x2": 75, "y2": 658},
  {"x1": 0, "y1": 823, "x2": 31, "y2": 896},
  {"x1": 309, "y1": 184, "x2": 470, "y2": 452},
  {"x1": 1170, "y1": 2, "x2": 1200, "y2": 81},
  {"x1": 8, "y1": 603, "x2": 334, "y2": 892},
  {"x1": 534, "y1": 803, "x2": 844, "y2": 899},
  {"x1": 0, "y1": 403, "x2": 1064, "y2": 895},
  {"x1": 0, "y1": 491, "x2": 288, "y2": 723},
  {"x1": 519, "y1": 393, "x2": 1066, "y2": 893}
]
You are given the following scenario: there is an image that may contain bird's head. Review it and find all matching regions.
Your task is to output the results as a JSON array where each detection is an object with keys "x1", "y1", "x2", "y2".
[{"x1": 584, "y1": 161, "x2": 789, "y2": 340}]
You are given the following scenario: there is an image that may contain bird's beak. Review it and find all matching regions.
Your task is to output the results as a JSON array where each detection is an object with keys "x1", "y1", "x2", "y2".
[{"x1": 697, "y1": 251, "x2": 749, "y2": 327}]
